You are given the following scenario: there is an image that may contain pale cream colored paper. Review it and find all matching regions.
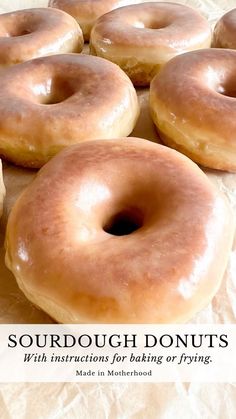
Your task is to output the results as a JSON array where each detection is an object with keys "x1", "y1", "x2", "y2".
[{"x1": 0, "y1": 0, "x2": 235, "y2": 417}]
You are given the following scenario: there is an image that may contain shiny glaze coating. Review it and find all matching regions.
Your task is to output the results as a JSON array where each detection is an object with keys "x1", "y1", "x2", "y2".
[
  {"x1": 49, "y1": 0, "x2": 153, "y2": 41},
  {"x1": 213, "y1": 8, "x2": 236, "y2": 49},
  {"x1": 0, "y1": 8, "x2": 83, "y2": 66},
  {"x1": 150, "y1": 48, "x2": 236, "y2": 172},
  {"x1": 5, "y1": 138, "x2": 233, "y2": 323},
  {"x1": 90, "y1": 2, "x2": 211, "y2": 86},
  {"x1": 0, "y1": 53, "x2": 139, "y2": 168}
]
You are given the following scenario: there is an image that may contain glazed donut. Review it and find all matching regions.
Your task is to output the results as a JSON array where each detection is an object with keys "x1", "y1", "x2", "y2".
[
  {"x1": 5, "y1": 138, "x2": 233, "y2": 324},
  {"x1": 0, "y1": 8, "x2": 83, "y2": 66},
  {"x1": 49, "y1": 0, "x2": 149, "y2": 42},
  {"x1": 0, "y1": 54, "x2": 139, "y2": 168},
  {"x1": 213, "y1": 8, "x2": 236, "y2": 49},
  {"x1": 90, "y1": 2, "x2": 211, "y2": 86},
  {"x1": 150, "y1": 48, "x2": 236, "y2": 172}
]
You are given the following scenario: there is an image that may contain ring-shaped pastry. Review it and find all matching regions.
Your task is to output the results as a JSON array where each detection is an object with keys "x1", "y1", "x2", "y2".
[
  {"x1": 49, "y1": 0, "x2": 143, "y2": 41},
  {"x1": 90, "y1": 2, "x2": 211, "y2": 85},
  {"x1": 5, "y1": 138, "x2": 233, "y2": 323},
  {"x1": 150, "y1": 48, "x2": 236, "y2": 172},
  {"x1": 213, "y1": 8, "x2": 236, "y2": 49},
  {"x1": 0, "y1": 54, "x2": 139, "y2": 168},
  {"x1": 0, "y1": 8, "x2": 83, "y2": 66}
]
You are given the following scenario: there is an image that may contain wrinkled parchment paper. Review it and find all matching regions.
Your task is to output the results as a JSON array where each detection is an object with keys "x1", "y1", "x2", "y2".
[{"x1": 0, "y1": 0, "x2": 236, "y2": 418}]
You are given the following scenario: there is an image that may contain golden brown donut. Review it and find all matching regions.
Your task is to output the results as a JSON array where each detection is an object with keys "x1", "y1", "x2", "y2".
[
  {"x1": 0, "y1": 8, "x2": 83, "y2": 66},
  {"x1": 213, "y1": 8, "x2": 236, "y2": 49},
  {"x1": 5, "y1": 138, "x2": 233, "y2": 323},
  {"x1": 150, "y1": 48, "x2": 236, "y2": 172},
  {"x1": 0, "y1": 53, "x2": 139, "y2": 168},
  {"x1": 90, "y1": 2, "x2": 211, "y2": 86},
  {"x1": 48, "y1": 0, "x2": 152, "y2": 42}
]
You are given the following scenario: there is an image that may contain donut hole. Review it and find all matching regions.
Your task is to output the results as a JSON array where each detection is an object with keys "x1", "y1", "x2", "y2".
[
  {"x1": 132, "y1": 20, "x2": 167, "y2": 30},
  {"x1": 1, "y1": 28, "x2": 32, "y2": 38},
  {"x1": 103, "y1": 208, "x2": 144, "y2": 236},
  {"x1": 32, "y1": 77, "x2": 75, "y2": 105},
  {"x1": 41, "y1": 89, "x2": 74, "y2": 105},
  {"x1": 218, "y1": 82, "x2": 236, "y2": 98},
  {"x1": 10, "y1": 28, "x2": 32, "y2": 37},
  {"x1": 205, "y1": 68, "x2": 236, "y2": 98}
]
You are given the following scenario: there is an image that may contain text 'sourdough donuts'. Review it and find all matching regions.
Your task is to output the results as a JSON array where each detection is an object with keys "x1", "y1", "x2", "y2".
[
  {"x1": 213, "y1": 8, "x2": 236, "y2": 49},
  {"x1": 150, "y1": 48, "x2": 236, "y2": 172},
  {"x1": 90, "y1": 2, "x2": 211, "y2": 86},
  {"x1": 5, "y1": 138, "x2": 233, "y2": 324},
  {"x1": 0, "y1": 8, "x2": 83, "y2": 66},
  {"x1": 0, "y1": 54, "x2": 139, "y2": 168}
]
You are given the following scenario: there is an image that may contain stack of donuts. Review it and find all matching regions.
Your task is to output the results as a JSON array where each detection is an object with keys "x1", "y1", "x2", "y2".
[{"x1": 0, "y1": 1, "x2": 235, "y2": 324}]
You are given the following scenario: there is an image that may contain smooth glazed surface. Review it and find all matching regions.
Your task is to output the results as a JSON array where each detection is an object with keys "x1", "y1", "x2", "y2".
[
  {"x1": 150, "y1": 48, "x2": 236, "y2": 172},
  {"x1": 90, "y1": 2, "x2": 211, "y2": 85},
  {"x1": 0, "y1": 53, "x2": 139, "y2": 168},
  {"x1": 213, "y1": 8, "x2": 236, "y2": 49},
  {"x1": 0, "y1": 8, "x2": 83, "y2": 66},
  {"x1": 49, "y1": 0, "x2": 148, "y2": 41},
  {"x1": 5, "y1": 138, "x2": 233, "y2": 323}
]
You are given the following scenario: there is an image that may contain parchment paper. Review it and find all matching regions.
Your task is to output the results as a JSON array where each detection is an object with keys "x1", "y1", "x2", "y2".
[{"x1": 0, "y1": 0, "x2": 236, "y2": 418}]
